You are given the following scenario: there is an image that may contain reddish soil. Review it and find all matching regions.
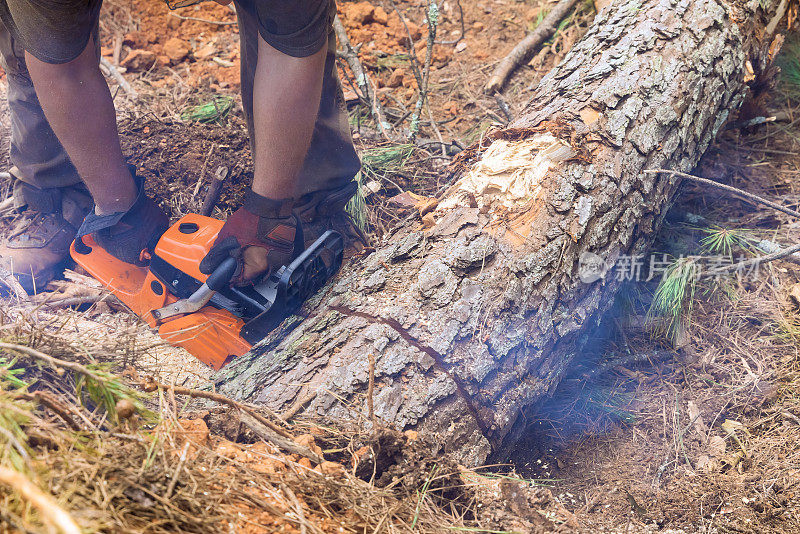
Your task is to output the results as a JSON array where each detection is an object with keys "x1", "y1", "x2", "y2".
[{"x1": 101, "y1": 0, "x2": 242, "y2": 91}]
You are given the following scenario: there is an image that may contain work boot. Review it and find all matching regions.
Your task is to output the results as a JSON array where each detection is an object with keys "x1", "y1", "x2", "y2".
[
  {"x1": 75, "y1": 172, "x2": 169, "y2": 265},
  {"x1": 199, "y1": 192, "x2": 300, "y2": 285},
  {"x1": 0, "y1": 177, "x2": 93, "y2": 294},
  {"x1": 294, "y1": 180, "x2": 367, "y2": 252}
]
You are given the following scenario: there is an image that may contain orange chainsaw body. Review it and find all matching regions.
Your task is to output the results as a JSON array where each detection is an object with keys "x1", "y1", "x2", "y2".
[{"x1": 70, "y1": 214, "x2": 252, "y2": 370}]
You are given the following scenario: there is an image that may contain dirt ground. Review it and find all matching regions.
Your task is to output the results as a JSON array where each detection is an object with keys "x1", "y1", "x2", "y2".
[{"x1": 1, "y1": 0, "x2": 800, "y2": 532}]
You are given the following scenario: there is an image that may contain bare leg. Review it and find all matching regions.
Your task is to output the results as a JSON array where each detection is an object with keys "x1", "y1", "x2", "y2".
[
  {"x1": 251, "y1": 34, "x2": 327, "y2": 200},
  {"x1": 24, "y1": 35, "x2": 136, "y2": 214}
]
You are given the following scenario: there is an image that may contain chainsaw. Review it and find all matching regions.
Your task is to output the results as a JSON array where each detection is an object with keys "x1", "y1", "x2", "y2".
[{"x1": 70, "y1": 214, "x2": 344, "y2": 370}]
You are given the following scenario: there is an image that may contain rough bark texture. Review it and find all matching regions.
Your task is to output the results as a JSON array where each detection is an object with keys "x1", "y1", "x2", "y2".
[{"x1": 216, "y1": 0, "x2": 779, "y2": 466}]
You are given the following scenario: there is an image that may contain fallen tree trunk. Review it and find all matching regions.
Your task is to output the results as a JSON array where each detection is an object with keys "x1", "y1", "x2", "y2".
[{"x1": 216, "y1": 0, "x2": 781, "y2": 466}]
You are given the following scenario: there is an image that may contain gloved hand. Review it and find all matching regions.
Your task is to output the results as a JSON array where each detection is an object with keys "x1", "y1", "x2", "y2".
[
  {"x1": 75, "y1": 171, "x2": 168, "y2": 266},
  {"x1": 199, "y1": 191, "x2": 300, "y2": 285}
]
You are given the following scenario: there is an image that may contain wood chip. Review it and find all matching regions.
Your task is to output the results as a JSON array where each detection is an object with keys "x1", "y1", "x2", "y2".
[
  {"x1": 211, "y1": 57, "x2": 234, "y2": 67},
  {"x1": 789, "y1": 282, "x2": 800, "y2": 309}
]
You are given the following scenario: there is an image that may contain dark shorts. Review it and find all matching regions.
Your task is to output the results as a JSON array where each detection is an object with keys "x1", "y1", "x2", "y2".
[
  {"x1": 235, "y1": 0, "x2": 334, "y2": 58},
  {"x1": 0, "y1": 0, "x2": 102, "y2": 64},
  {"x1": 0, "y1": 0, "x2": 334, "y2": 64}
]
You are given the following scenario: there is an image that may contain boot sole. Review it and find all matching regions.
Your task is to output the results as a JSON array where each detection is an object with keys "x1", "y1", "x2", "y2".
[{"x1": 0, "y1": 263, "x2": 60, "y2": 296}]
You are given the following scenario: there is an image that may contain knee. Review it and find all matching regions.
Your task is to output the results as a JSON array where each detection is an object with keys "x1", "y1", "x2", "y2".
[{"x1": 0, "y1": 33, "x2": 33, "y2": 86}]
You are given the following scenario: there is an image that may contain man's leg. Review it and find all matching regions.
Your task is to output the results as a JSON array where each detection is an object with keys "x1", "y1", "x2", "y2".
[
  {"x1": 200, "y1": 34, "x2": 326, "y2": 282},
  {"x1": 203, "y1": 1, "x2": 343, "y2": 283},
  {"x1": 201, "y1": 1, "x2": 361, "y2": 283},
  {"x1": 240, "y1": 1, "x2": 362, "y2": 250},
  {"x1": 0, "y1": 18, "x2": 93, "y2": 293},
  {"x1": 0, "y1": 21, "x2": 81, "y2": 192},
  {"x1": 250, "y1": 36, "x2": 326, "y2": 199},
  {"x1": 237, "y1": 1, "x2": 360, "y2": 200},
  {"x1": 1, "y1": 0, "x2": 167, "y2": 272},
  {"x1": 23, "y1": 35, "x2": 137, "y2": 215}
]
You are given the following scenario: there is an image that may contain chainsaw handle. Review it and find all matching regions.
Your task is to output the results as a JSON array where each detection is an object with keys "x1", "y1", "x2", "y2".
[{"x1": 206, "y1": 256, "x2": 238, "y2": 291}]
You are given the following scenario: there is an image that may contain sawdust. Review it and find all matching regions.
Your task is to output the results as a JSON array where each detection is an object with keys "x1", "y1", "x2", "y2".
[{"x1": 2, "y1": 292, "x2": 212, "y2": 387}]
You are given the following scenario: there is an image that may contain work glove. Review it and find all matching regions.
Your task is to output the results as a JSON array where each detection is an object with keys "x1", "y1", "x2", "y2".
[
  {"x1": 199, "y1": 191, "x2": 301, "y2": 285},
  {"x1": 75, "y1": 171, "x2": 168, "y2": 266}
]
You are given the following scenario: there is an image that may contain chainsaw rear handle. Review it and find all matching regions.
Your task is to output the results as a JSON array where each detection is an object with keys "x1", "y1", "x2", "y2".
[{"x1": 205, "y1": 256, "x2": 238, "y2": 291}]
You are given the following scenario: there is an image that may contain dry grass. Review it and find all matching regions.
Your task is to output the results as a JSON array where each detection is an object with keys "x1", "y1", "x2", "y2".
[{"x1": 0, "y1": 310, "x2": 569, "y2": 534}]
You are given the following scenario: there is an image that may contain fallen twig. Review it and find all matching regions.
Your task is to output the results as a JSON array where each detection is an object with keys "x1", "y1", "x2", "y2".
[
  {"x1": 409, "y1": 2, "x2": 439, "y2": 140},
  {"x1": 141, "y1": 375, "x2": 322, "y2": 462},
  {"x1": 645, "y1": 169, "x2": 800, "y2": 220},
  {"x1": 281, "y1": 482, "x2": 320, "y2": 534},
  {"x1": 755, "y1": 239, "x2": 800, "y2": 266},
  {"x1": 99, "y1": 57, "x2": 138, "y2": 99},
  {"x1": 142, "y1": 379, "x2": 290, "y2": 438},
  {"x1": 239, "y1": 411, "x2": 323, "y2": 464},
  {"x1": 211, "y1": 56, "x2": 234, "y2": 68},
  {"x1": 112, "y1": 34, "x2": 123, "y2": 66},
  {"x1": 16, "y1": 390, "x2": 82, "y2": 432},
  {"x1": 332, "y1": 16, "x2": 390, "y2": 139},
  {"x1": 494, "y1": 92, "x2": 513, "y2": 123},
  {"x1": 192, "y1": 143, "x2": 216, "y2": 198},
  {"x1": 142, "y1": 380, "x2": 323, "y2": 463},
  {"x1": 728, "y1": 112, "x2": 791, "y2": 130},
  {"x1": 435, "y1": 0, "x2": 465, "y2": 45},
  {"x1": 200, "y1": 166, "x2": 227, "y2": 217},
  {"x1": 280, "y1": 391, "x2": 317, "y2": 422},
  {"x1": 0, "y1": 343, "x2": 107, "y2": 384},
  {"x1": 704, "y1": 241, "x2": 800, "y2": 276},
  {"x1": 164, "y1": 441, "x2": 190, "y2": 499},
  {"x1": 168, "y1": 12, "x2": 236, "y2": 25},
  {"x1": 485, "y1": 0, "x2": 579, "y2": 94},
  {"x1": 39, "y1": 295, "x2": 107, "y2": 309},
  {"x1": 0, "y1": 467, "x2": 81, "y2": 534}
]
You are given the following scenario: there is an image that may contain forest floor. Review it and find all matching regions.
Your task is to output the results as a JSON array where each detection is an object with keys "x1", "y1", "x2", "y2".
[{"x1": 1, "y1": 0, "x2": 800, "y2": 532}]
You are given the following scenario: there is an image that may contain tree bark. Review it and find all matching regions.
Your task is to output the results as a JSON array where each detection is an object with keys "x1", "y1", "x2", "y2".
[{"x1": 215, "y1": 0, "x2": 781, "y2": 466}]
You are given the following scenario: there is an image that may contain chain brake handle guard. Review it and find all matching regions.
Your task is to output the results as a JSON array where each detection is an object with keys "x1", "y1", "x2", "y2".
[{"x1": 236, "y1": 229, "x2": 344, "y2": 344}]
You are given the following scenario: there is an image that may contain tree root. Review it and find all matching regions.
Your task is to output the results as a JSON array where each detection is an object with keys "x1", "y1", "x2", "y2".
[{"x1": 141, "y1": 379, "x2": 323, "y2": 463}]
